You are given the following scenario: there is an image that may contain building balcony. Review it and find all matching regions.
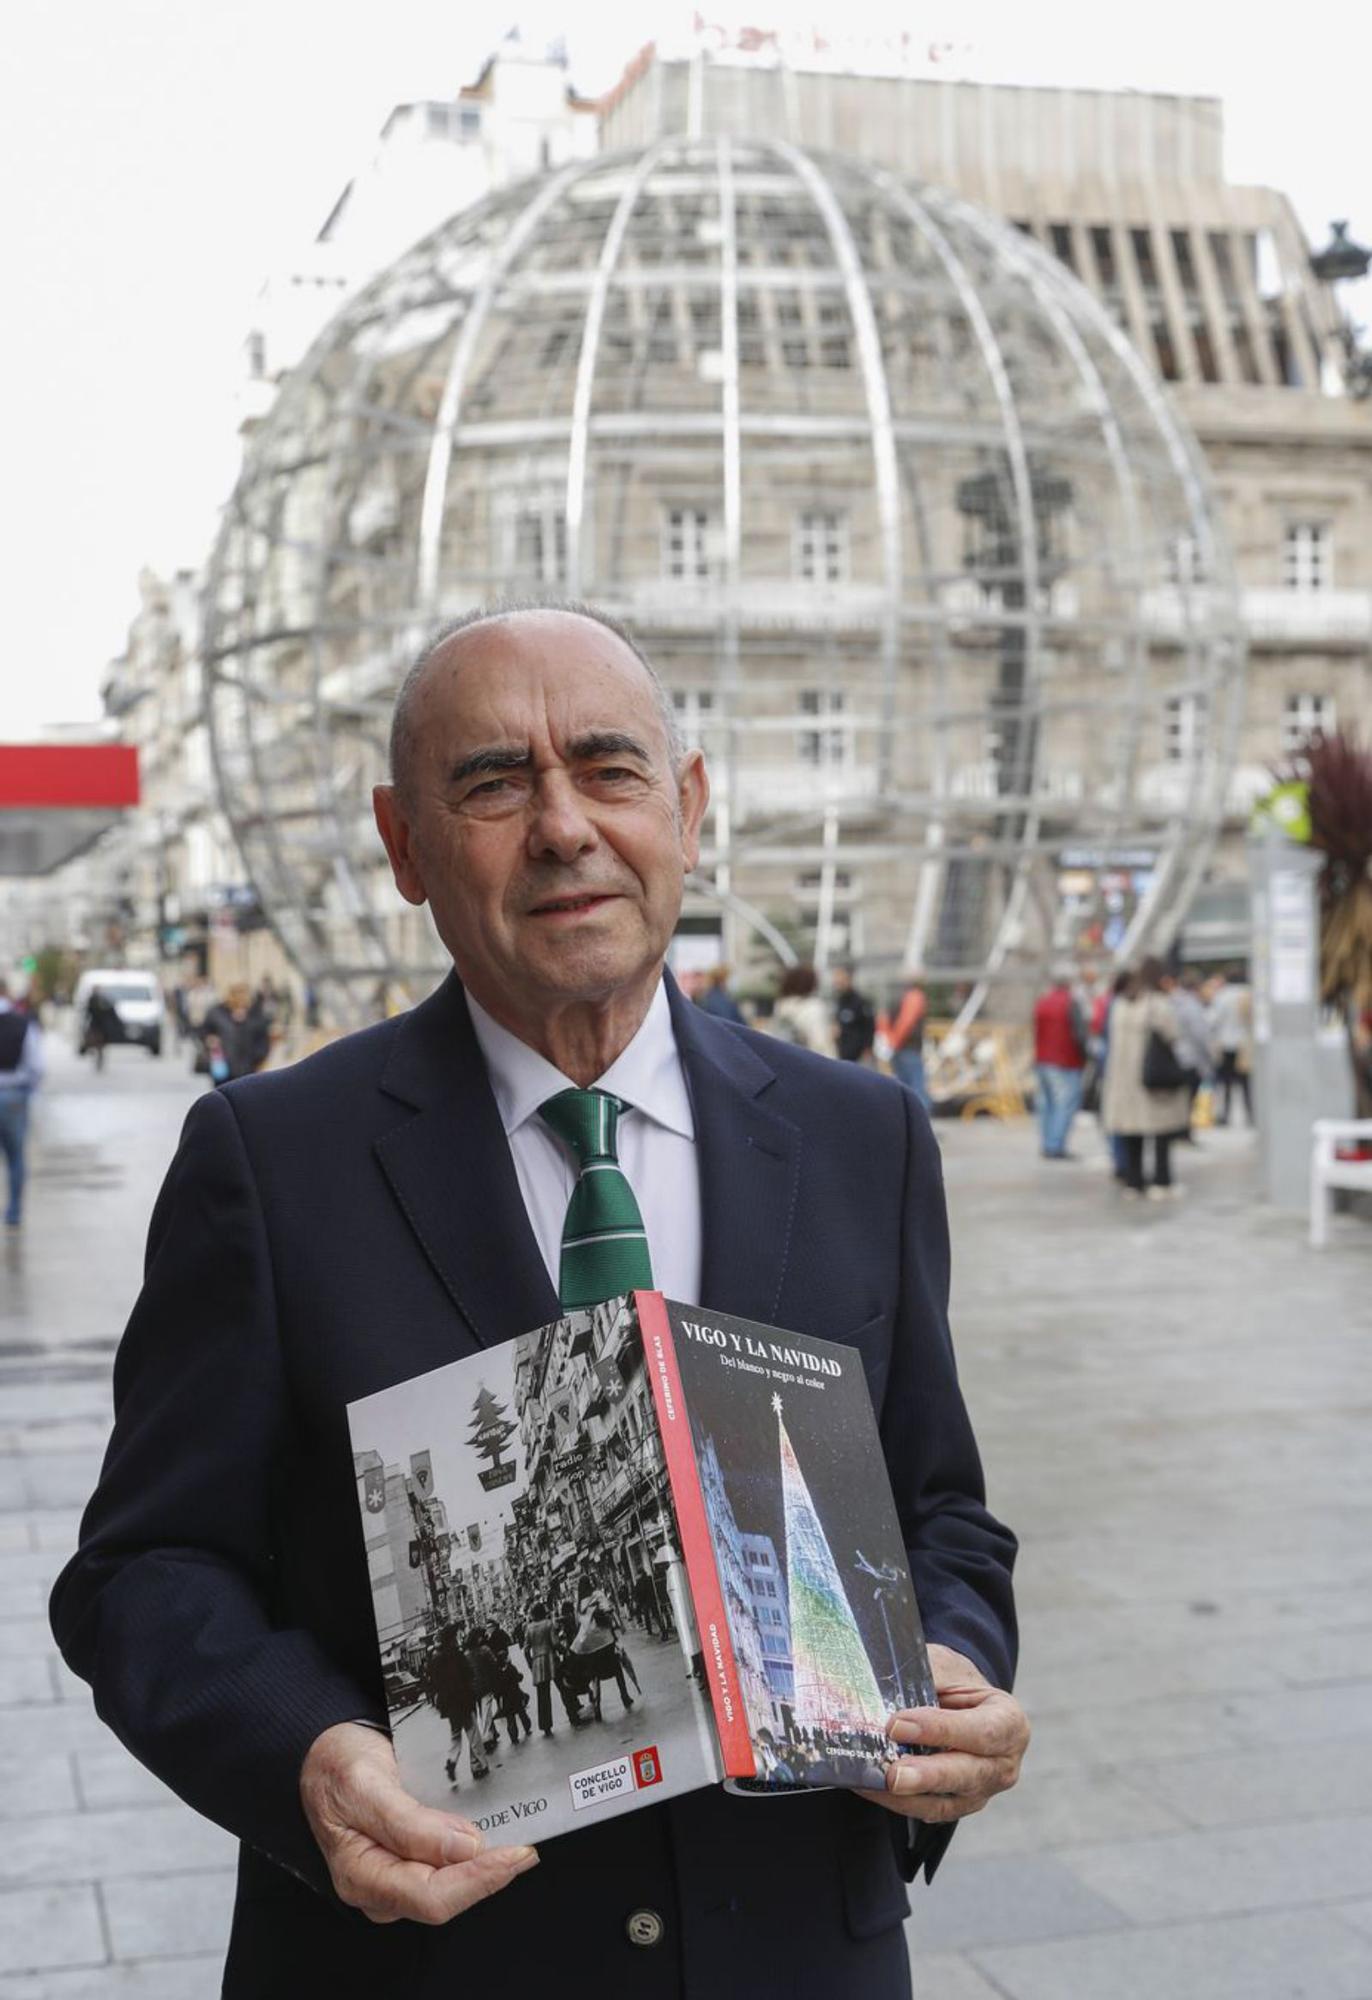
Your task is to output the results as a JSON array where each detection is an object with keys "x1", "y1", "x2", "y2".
[{"x1": 1142, "y1": 585, "x2": 1372, "y2": 646}]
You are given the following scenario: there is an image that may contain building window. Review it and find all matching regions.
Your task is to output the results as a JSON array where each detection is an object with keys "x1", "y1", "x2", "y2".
[
  {"x1": 671, "y1": 687, "x2": 717, "y2": 747},
  {"x1": 663, "y1": 507, "x2": 714, "y2": 581},
  {"x1": 1170, "y1": 230, "x2": 1200, "y2": 295},
  {"x1": 795, "y1": 510, "x2": 847, "y2": 583},
  {"x1": 510, "y1": 504, "x2": 566, "y2": 584},
  {"x1": 1282, "y1": 693, "x2": 1336, "y2": 753},
  {"x1": 1165, "y1": 694, "x2": 1205, "y2": 764},
  {"x1": 458, "y1": 103, "x2": 482, "y2": 140},
  {"x1": 1168, "y1": 533, "x2": 1206, "y2": 586},
  {"x1": 1283, "y1": 520, "x2": 1332, "y2": 593},
  {"x1": 798, "y1": 690, "x2": 851, "y2": 769},
  {"x1": 1049, "y1": 224, "x2": 1076, "y2": 273}
]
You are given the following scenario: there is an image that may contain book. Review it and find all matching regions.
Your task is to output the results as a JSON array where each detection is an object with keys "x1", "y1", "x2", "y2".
[{"x1": 347, "y1": 1292, "x2": 936, "y2": 1846}]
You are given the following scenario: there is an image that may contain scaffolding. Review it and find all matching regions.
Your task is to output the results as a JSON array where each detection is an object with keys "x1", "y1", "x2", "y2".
[{"x1": 203, "y1": 138, "x2": 1246, "y2": 1026}]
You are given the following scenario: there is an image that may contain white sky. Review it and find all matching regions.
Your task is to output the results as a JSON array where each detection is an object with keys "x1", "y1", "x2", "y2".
[{"x1": 3, "y1": 0, "x2": 1370, "y2": 736}]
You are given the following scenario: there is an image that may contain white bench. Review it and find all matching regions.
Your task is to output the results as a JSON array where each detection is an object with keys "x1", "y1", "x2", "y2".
[{"x1": 1309, "y1": 1119, "x2": 1372, "y2": 1247}]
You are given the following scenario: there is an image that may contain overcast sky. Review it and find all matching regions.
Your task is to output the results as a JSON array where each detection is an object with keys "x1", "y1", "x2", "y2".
[{"x1": 3, "y1": 0, "x2": 1369, "y2": 736}]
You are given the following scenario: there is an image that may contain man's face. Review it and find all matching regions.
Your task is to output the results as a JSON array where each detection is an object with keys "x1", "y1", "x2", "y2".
[{"x1": 374, "y1": 613, "x2": 709, "y2": 1020}]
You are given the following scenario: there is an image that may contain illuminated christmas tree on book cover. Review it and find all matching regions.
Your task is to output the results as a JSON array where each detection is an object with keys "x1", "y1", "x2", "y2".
[
  {"x1": 660, "y1": 1302, "x2": 937, "y2": 1791},
  {"x1": 777, "y1": 1399, "x2": 889, "y2": 1743}
]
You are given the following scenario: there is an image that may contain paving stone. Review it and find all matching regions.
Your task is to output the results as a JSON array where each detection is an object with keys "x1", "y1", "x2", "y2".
[
  {"x1": 904, "y1": 1853, "x2": 1127, "y2": 1954},
  {"x1": 0, "y1": 1661, "x2": 55, "y2": 1708},
  {"x1": 72, "y1": 1747, "x2": 179, "y2": 1814},
  {"x1": 0, "y1": 1955, "x2": 223, "y2": 1998},
  {"x1": 0, "y1": 1807, "x2": 234, "y2": 1889},
  {"x1": 1058, "y1": 1814, "x2": 1372, "y2": 1924},
  {"x1": 19, "y1": 1462, "x2": 103, "y2": 1515},
  {"x1": 101, "y1": 1871, "x2": 235, "y2": 1962},
  {"x1": 952, "y1": 1760, "x2": 1183, "y2": 1857},
  {"x1": 0, "y1": 1887, "x2": 104, "y2": 1976},
  {"x1": 1127, "y1": 1738, "x2": 1372, "y2": 1830},
  {"x1": 0, "y1": 1757, "x2": 78, "y2": 1821},
  {"x1": 906, "y1": 1945, "x2": 1009, "y2": 1999},
  {"x1": 1338, "y1": 1901, "x2": 1372, "y2": 1941},
  {"x1": 0, "y1": 1626, "x2": 54, "y2": 1664},
  {"x1": 974, "y1": 1908, "x2": 1372, "y2": 2000},
  {"x1": 28, "y1": 1517, "x2": 82, "y2": 1557}
]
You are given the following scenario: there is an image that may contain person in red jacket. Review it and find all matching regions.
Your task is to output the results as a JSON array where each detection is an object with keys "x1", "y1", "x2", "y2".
[{"x1": 1033, "y1": 966, "x2": 1088, "y2": 1159}]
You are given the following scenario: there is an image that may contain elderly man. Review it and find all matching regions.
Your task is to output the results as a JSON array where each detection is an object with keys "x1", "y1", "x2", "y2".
[{"x1": 51, "y1": 605, "x2": 1024, "y2": 1999}]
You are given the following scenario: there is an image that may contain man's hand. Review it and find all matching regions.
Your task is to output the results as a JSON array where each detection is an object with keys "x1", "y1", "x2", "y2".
[
  {"x1": 300, "y1": 1723, "x2": 539, "y2": 1925},
  {"x1": 859, "y1": 1643, "x2": 1029, "y2": 1826}
]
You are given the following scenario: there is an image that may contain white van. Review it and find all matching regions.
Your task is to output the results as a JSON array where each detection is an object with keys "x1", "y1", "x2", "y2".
[{"x1": 72, "y1": 969, "x2": 166, "y2": 1056}]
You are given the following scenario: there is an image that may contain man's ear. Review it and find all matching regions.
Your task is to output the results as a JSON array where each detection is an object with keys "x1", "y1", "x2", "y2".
[
  {"x1": 677, "y1": 750, "x2": 710, "y2": 874},
  {"x1": 373, "y1": 786, "x2": 428, "y2": 907}
]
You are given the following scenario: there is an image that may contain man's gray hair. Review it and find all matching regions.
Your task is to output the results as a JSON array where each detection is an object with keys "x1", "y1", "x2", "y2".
[{"x1": 388, "y1": 597, "x2": 685, "y2": 799}]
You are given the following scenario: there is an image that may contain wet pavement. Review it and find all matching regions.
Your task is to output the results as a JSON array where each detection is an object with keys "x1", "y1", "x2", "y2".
[{"x1": 1, "y1": 1029, "x2": 1369, "y2": 1995}]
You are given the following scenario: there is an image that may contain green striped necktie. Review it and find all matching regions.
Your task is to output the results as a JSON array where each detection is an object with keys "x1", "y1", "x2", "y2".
[{"x1": 538, "y1": 1088, "x2": 654, "y2": 1308}]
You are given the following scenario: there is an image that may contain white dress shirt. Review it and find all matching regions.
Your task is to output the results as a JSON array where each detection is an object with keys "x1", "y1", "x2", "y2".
[{"x1": 466, "y1": 980, "x2": 702, "y2": 1308}]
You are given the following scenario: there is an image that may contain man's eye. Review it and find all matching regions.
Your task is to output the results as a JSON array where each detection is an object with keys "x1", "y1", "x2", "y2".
[{"x1": 593, "y1": 766, "x2": 639, "y2": 784}]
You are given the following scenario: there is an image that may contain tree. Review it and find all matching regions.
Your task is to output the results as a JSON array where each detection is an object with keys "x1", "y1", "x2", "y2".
[{"x1": 466, "y1": 1385, "x2": 517, "y2": 1476}]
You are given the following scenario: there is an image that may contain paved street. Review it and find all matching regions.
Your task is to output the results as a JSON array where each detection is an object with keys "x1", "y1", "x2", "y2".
[{"x1": 1, "y1": 1029, "x2": 1369, "y2": 1996}]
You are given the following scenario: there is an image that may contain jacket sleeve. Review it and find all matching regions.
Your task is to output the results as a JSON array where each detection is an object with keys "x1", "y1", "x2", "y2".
[
  {"x1": 48, "y1": 1087, "x2": 382, "y2": 1896},
  {"x1": 882, "y1": 1086, "x2": 1019, "y2": 1885}
]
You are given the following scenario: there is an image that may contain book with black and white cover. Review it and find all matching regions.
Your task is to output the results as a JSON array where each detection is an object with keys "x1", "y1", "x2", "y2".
[{"x1": 347, "y1": 1292, "x2": 934, "y2": 1846}]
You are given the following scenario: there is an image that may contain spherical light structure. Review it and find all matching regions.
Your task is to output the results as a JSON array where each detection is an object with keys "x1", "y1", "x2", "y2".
[{"x1": 204, "y1": 138, "x2": 1245, "y2": 1024}]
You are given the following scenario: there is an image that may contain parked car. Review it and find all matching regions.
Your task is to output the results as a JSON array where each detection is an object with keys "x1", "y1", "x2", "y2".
[{"x1": 71, "y1": 969, "x2": 166, "y2": 1057}]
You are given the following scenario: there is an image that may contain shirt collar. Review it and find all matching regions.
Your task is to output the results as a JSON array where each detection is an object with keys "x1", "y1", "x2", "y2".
[{"x1": 466, "y1": 978, "x2": 694, "y2": 1142}]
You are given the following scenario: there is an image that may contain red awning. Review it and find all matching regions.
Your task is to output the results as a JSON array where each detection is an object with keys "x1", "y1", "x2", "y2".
[{"x1": 0, "y1": 745, "x2": 139, "y2": 809}]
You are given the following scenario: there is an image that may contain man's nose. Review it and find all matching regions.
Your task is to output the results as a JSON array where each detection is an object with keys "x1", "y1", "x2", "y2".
[{"x1": 526, "y1": 772, "x2": 598, "y2": 862}]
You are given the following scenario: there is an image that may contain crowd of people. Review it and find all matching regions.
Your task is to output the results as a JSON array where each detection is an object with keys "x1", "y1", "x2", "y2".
[
  {"x1": 421, "y1": 1590, "x2": 655, "y2": 1793},
  {"x1": 1033, "y1": 958, "x2": 1256, "y2": 1196},
  {"x1": 679, "y1": 961, "x2": 932, "y2": 1105}
]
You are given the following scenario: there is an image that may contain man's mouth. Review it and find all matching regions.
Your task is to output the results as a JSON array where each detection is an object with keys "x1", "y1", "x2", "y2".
[{"x1": 529, "y1": 892, "x2": 617, "y2": 917}]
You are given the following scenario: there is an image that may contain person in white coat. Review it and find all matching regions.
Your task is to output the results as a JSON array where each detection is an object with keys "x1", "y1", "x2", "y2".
[{"x1": 1100, "y1": 958, "x2": 1190, "y2": 1198}]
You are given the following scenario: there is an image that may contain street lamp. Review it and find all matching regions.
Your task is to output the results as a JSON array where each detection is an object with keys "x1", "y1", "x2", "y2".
[{"x1": 1310, "y1": 221, "x2": 1372, "y2": 399}]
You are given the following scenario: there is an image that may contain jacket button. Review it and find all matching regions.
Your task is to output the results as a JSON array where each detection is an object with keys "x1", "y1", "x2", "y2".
[{"x1": 626, "y1": 1908, "x2": 664, "y2": 1948}]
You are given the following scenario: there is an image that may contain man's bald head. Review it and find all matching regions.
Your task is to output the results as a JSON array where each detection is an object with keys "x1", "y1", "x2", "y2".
[{"x1": 389, "y1": 601, "x2": 684, "y2": 805}]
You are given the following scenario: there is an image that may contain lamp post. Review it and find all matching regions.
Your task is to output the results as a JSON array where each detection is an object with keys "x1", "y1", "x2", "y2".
[{"x1": 1310, "y1": 221, "x2": 1372, "y2": 399}]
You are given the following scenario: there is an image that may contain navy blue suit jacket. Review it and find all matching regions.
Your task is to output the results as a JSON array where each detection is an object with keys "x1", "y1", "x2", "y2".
[{"x1": 51, "y1": 973, "x2": 1016, "y2": 1999}]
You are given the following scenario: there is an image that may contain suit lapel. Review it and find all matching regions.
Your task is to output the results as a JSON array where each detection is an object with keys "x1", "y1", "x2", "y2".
[
  {"x1": 374, "y1": 976, "x2": 560, "y2": 1351},
  {"x1": 668, "y1": 979, "x2": 801, "y2": 1327}
]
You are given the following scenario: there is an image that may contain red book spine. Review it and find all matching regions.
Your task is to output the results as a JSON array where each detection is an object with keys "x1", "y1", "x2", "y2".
[{"x1": 635, "y1": 1291, "x2": 756, "y2": 1779}]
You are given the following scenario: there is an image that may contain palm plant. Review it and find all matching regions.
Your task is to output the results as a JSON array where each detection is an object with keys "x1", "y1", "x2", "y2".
[{"x1": 1270, "y1": 729, "x2": 1372, "y2": 1116}]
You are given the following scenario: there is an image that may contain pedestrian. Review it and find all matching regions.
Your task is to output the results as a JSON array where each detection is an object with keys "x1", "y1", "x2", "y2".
[
  {"x1": 633, "y1": 1567, "x2": 662, "y2": 1637},
  {"x1": 0, "y1": 981, "x2": 43, "y2": 1229},
  {"x1": 770, "y1": 962, "x2": 834, "y2": 1053},
  {"x1": 523, "y1": 1600, "x2": 557, "y2": 1737},
  {"x1": 466, "y1": 1629, "x2": 501, "y2": 1753},
  {"x1": 883, "y1": 972, "x2": 930, "y2": 1107},
  {"x1": 1101, "y1": 957, "x2": 1190, "y2": 1198},
  {"x1": 572, "y1": 1595, "x2": 634, "y2": 1717},
  {"x1": 1096, "y1": 970, "x2": 1135, "y2": 1181},
  {"x1": 201, "y1": 982, "x2": 271, "y2": 1085},
  {"x1": 81, "y1": 987, "x2": 121, "y2": 1071},
  {"x1": 831, "y1": 964, "x2": 876, "y2": 1064},
  {"x1": 425, "y1": 1628, "x2": 488, "y2": 1790},
  {"x1": 1032, "y1": 964, "x2": 1088, "y2": 1159},
  {"x1": 53, "y1": 602, "x2": 1024, "y2": 1998},
  {"x1": 494, "y1": 1651, "x2": 532, "y2": 1745},
  {"x1": 698, "y1": 964, "x2": 745, "y2": 1024},
  {"x1": 1163, "y1": 968, "x2": 1214, "y2": 1142},
  {"x1": 1209, "y1": 965, "x2": 1255, "y2": 1127}
]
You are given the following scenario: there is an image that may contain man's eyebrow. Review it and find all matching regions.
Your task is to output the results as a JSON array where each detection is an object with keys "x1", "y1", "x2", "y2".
[
  {"x1": 447, "y1": 746, "x2": 532, "y2": 785},
  {"x1": 565, "y1": 731, "x2": 653, "y2": 763}
]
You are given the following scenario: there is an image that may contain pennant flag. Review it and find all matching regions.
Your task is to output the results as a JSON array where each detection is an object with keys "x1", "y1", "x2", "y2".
[
  {"x1": 362, "y1": 1464, "x2": 387, "y2": 1515},
  {"x1": 410, "y1": 1450, "x2": 433, "y2": 1497}
]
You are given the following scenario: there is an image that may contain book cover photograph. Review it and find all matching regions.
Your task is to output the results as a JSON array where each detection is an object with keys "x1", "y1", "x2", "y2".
[
  {"x1": 347, "y1": 1297, "x2": 723, "y2": 1848},
  {"x1": 647, "y1": 1298, "x2": 938, "y2": 1793}
]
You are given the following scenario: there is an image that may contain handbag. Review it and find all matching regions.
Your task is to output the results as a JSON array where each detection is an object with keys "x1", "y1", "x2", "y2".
[{"x1": 1142, "y1": 1029, "x2": 1187, "y2": 1093}]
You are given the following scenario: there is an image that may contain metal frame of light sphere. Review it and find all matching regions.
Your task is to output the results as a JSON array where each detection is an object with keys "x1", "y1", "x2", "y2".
[{"x1": 203, "y1": 137, "x2": 1246, "y2": 1026}]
